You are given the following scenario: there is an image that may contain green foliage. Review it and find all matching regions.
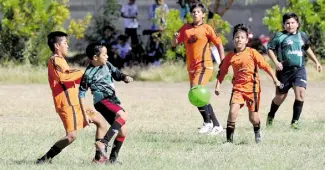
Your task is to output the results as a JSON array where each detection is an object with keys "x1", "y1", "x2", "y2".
[
  {"x1": 0, "y1": 0, "x2": 91, "y2": 65},
  {"x1": 84, "y1": 0, "x2": 121, "y2": 43},
  {"x1": 263, "y1": 0, "x2": 325, "y2": 58}
]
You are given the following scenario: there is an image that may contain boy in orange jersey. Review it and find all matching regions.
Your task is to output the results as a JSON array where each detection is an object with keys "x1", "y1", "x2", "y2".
[
  {"x1": 36, "y1": 31, "x2": 108, "y2": 164},
  {"x1": 215, "y1": 24, "x2": 280, "y2": 143},
  {"x1": 172, "y1": 3, "x2": 225, "y2": 135}
]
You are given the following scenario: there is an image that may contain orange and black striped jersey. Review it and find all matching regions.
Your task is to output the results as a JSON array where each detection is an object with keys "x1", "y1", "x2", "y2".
[
  {"x1": 47, "y1": 55, "x2": 83, "y2": 109},
  {"x1": 217, "y1": 47, "x2": 272, "y2": 92},
  {"x1": 176, "y1": 23, "x2": 222, "y2": 71}
]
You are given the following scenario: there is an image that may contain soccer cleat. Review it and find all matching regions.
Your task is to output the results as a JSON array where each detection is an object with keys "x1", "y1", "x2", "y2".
[
  {"x1": 95, "y1": 141, "x2": 107, "y2": 156},
  {"x1": 291, "y1": 121, "x2": 299, "y2": 129},
  {"x1": 108, "y1": 159, "x2": 122, "y2": 165},
  {"x1": 254, "y1": 130, "x2": 262, "y2": 143},
  {"x1": 92, "y1": 155, "x2": 109, "y2": 164},
  {"x1": 208, "y1": 125, "x2": 223, "y2": 135},
  {"x1": 36, "y1": 157, "x2": 52, "y2": 164},
  {"x1": 266, "y1": 116, "x2": 274, "y2": 127},
  {"x1": 199, "y1": 122, "x2": 213, "y2": 134}
]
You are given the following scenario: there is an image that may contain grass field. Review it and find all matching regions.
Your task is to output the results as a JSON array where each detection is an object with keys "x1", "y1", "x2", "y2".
[{"x1": 0, "y1": 80, "x2": 324, "y2": 170}]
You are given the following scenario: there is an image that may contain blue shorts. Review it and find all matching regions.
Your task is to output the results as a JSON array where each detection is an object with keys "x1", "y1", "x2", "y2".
[{"x1": 276, "y1": 66, "x2": 307, "y2": 94}]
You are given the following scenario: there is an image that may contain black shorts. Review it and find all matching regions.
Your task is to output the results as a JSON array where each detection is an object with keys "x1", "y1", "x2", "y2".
[
  {"x1": 94, "y1": 98, "x2": 124, "y2": 125},
  {"x1": 276, "y1": 66, "x2": 307, "y2": 94}
]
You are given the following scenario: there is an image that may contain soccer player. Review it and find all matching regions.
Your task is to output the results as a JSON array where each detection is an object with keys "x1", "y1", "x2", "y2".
[
  {"x1": 36, "y1": 31, "x2": 108, "y2": 164},
  {"x1": 79, "y1": 43, "x2": 133, "y2": 164},
  {"x1": 215, "y1": 24, "x2": 280, "y2": 143},
  {"x1": 171, "y1": 3, "x2": 225, "y2": 135},
  {"x1": 266, "y1": 12, "x2": 322, "y2": 129}
]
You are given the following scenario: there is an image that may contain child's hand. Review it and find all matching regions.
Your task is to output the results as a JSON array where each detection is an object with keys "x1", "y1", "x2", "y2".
[
  {"x1": 173, "y1": 32, "x2": 180, "y2": 38},
  {"x1": 275, "y1": 61, "x2": 283, "y2": 71},
  {"x1": 124, "y1": 76, "x2": 133, "y2": 83},
  {"x1": 274, "y1": 79, "x2": 281, "y2": 87},
  {"x1": 83, "y1": 115, "x2": 92, "y2": 127},
  {"x1": 214, "y1": 82, "x2": 220, "y2": 96},
  {"x1": 316, "y1": 62, "x2": 322, "y2": 72}
]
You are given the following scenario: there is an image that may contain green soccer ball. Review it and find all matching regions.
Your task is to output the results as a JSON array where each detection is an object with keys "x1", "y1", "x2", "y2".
[{"x1": 188, "y1": 85, "x2": 211, "y2": 107}]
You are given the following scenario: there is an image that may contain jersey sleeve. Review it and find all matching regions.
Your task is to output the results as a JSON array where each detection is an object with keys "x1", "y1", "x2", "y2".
[
  {"x1": 216, "y1": 53, "x2": 231, "y2": 83},
  {"x1": 107, "y1": 62, "x2": 127, "y2": 81},
  {"x1": 176, "y1": 24, "x2": 186, "y2": 44},
  {"x1": 50, "y1": 57, "x2": 83, "y2": 83},
  {"x1": 300, "y1": 31, "x2": 310, "y2": 50},
  {"x1": 78, "y1": 69, "x2": 89, "y2": 99},
  {"x1": 120, "y1": 4, "x2": 126, "y2": 14},
  {"x1": 267, "y1": 32, "x2": 283, "y2": 50},
  {"x1": 252, "y1": 49, "x2": 272, "y2": 73},
  {"x1": 206, "y1": 25, "x2": 222, "y2": 46}
]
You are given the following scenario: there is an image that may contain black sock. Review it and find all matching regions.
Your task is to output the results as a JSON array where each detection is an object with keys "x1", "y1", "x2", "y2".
[
  {"x1": 101, "y1": 117, "x2": 126, "y2": 145},
  {"x1": 109, "y1": 135, "x2": 125, "y2": 162},
  {"x1": 41, "y1": 138, "x2": 70, "y2": 160},
  {"x1": 207, "y1": 104, "x2": 220, "y2": 127},
  {"x1": 292, "y1": 100, "x2": 304, "y2": 124},
  {"x1": 226, "y1": 121, "x2": 235, "y2": 143},
  {"x1": 253, "y1": 122, "x2": 260, "y2": 133},
  {"x1": 42, "y1": 145, "x2": 62, "y2": 160},
  {"x1": 94, "y1": 138, "x2": 102, "y2": 160},
  {"x1": 198, "y1": 105, "x2": 211, "y2": 123},
  {"x1": 268, "y1": 100, "x2": 280, "y2": 119}
]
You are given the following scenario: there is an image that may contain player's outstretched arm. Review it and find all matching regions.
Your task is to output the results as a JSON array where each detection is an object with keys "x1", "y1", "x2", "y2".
[
  {"x1": 306, "y1": 47, "x2": 322, "y2": 72},
  {"x1": 254, "y1": 50, "x2": 280, "y2": 86}
]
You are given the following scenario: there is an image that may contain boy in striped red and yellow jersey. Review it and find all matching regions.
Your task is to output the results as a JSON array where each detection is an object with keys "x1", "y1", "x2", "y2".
[
  {"x1": 172, "y1": 3, "x2": 225, "y2": 135},
  {"x1": 215, "y1": 24, "x2": 280, "y2": 143},
  {"x1": 36, "y1": 31, "x2": 108, "y2": 164}
]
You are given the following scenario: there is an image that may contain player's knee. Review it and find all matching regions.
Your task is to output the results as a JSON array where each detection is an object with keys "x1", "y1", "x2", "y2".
[
  {"x1": 117, "y1": 110, "x2": 128, "y2": 121},
  {"x1": 249, "y1": 116, "x2": 259, "y2": 125}
]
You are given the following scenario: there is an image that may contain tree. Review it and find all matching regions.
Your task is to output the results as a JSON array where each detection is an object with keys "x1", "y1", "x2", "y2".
[
  {"x1": 263, "y1": 0, "x2": 325, "y2": 58},
  {"x1": 84, "y1": 0, "x2": 121, "y2": 43},
  {"x1": 211, "y1": 0, "x2": 257, "y2": 16},
  {"x1": 0, "y1": 0, "x2": 91, "y2": 65}
]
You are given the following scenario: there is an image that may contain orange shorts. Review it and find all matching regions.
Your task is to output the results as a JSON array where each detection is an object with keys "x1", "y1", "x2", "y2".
[
  {"x1": 188, "y1": 68, "x2": 213, "y2": 87},
  {"x1": 230, "y1": 90, "x2": 260, "y2": 112},
  {"x1": 56, "y1": 105, "x2": 97, "y2": 133}
]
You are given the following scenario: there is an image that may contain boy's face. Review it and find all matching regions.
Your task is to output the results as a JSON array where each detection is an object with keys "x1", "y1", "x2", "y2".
[
  {"x1": 93, "y1": 46, "x2": 108, "y2": 66},
  {"x1": 284, "y1": 18, "x2": 299, "y2": 34},
  {"x1": 191, "y1": 7, "x2": 205, "y2": 23},
  {"x1": 233, "y1": 31, "x2": 248, "y2": 51},
  {"x1": 55, "y1": 36, "x2": 68, "y2": 56}
]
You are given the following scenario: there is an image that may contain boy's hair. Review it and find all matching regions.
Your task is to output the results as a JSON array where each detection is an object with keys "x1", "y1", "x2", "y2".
[
  {"x1": 282, "y1": 12, "x2": 300, "y2": 27},
  {"x1": 86, "y1": 43, "x2": 105, "y2": 60},
  {"x1": 47, "y1": 31, "x2": 67, "y2": 52},
  {"x1": 232, "y1": 24, "x2": 249, "y2": 38},
  {"x1": 190, "y1": 3, "x2": 206, "y2": 13}
]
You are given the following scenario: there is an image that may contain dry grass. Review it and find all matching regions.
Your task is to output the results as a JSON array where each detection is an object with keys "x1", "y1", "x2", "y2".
[{"x1": 0, "y1": 80, "x2": 324, "y2": 169}]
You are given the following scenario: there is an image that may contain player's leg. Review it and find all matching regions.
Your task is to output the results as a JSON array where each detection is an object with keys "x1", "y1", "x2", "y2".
[
  {"x1": 87, "y1": 108, "x2": 108, "y2": 163},
  {"x1": 226, "y1": 91, "x2": 244, "y2": 143},
  {"x1": 36, "y1": 107, "x2": 80, "y2": 164},
  {"x1": 108, "y1": 123, "x2": 127, "y2": 164},
  {"x1": 267, "y1": 70, "x2": 293, "y2": 126},
  {"x1": 291, "y1": 67, "x2": 307, "y2": 129},
  {"x1": 226, "y1": 104, "x2": 241, "y2": 143},
  {"x1": 246, "y1": 92, "x2": 262, "y2": 143},
  {"x1": 36, "y1": 130, "x2": 77, "y2": 164},
  {"x1": 193, "y1": 69, "x2": 222, "y2": 134},
  {"x1": 189, "y1": 71, "x2": 211, "y2": 132}
]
